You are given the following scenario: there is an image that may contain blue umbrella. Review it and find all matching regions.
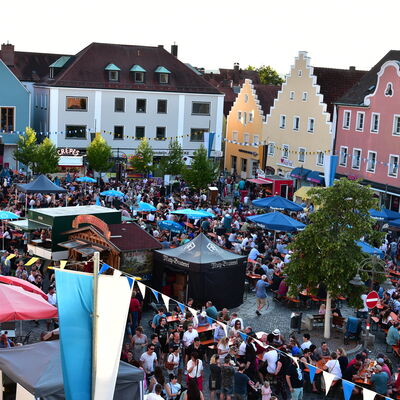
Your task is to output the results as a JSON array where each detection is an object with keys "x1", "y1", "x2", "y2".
[
  {"x1": 0, "y1": 211, "x2": 19, "y2": 220},
  {"x1": 247, "y1": 211, "x2": 305, "y2": 232},
  {"x1": 369, "y1": 208, "x2": 400, "y2": 221},
  {"x1": 356, "y1": 240, "x2": 384, "y2": 259},
  {"x1": 389, "y1": 218, "x2": 400, "y2": 228},
  {"x1": 100, "y1": 190, "x2": 125, "y2": 197},
  {"x1": 158, "y1": 220, "x2": 185, "y2": 233},
  {"x1": 252, "y1": 196, "x2": 303, "y2": 212},
  {"x1": 95, "y1": 196, "x2": 101, "y2": 206},
  {"x1": 171, "y1": 209, "x2": 215, "y2": 219},
  {"x1": 76, "y1": 176, "x2": 97, "y2": 183},
  {"x1": 135, "y1": 202, "x2": 156, "y2": 212}
]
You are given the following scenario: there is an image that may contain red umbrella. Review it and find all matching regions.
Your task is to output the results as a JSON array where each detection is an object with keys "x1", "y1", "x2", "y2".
[
  {"x1": 0, "y1": 285, "x2": 57, "y2": 322},
  {"x1": 0, "y1": 275, "x2": 48, "y2": 300}
]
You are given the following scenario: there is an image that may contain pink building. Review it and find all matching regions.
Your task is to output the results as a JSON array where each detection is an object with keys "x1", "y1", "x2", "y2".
[{"x1": 335, "y1": 51, "x2": 400, "y2": 211}]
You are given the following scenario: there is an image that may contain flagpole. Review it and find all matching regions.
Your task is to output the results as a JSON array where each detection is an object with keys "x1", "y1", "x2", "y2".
[{"x1": 91, "y1": 251, "x2": 100, "y2": 400}]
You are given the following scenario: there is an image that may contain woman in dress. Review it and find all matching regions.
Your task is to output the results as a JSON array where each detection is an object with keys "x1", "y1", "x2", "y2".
[{"x1": 131, "y1": 326, "x2": 148, "y2": 362}]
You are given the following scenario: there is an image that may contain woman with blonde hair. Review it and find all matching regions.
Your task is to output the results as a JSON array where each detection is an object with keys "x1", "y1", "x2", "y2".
[
  {"x1": 217, "y1": 337, "x2": 230, "y2": 363},
  {"x1": 336, "y1": 347, "x2": 348, "y2": 375},
  {"x1": 209, "y1": 354, "x2": 221, "y2": 400}
]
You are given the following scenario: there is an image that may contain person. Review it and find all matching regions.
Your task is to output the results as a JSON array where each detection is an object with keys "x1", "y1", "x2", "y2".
[
  {"x1": 186, "y1": 337, "x2": 206, "y2": 363},
  {"x1": 146, "y1": 383, "x2": 164, "y2": 400},
  {"x1": 165, "y1": 374, "x2": 181, "y2": 400},
  {"x1": 271, "y1": 329, "x2": 285, "y2": 347},
  {"x1": 187, "y1": 351, "x2": 204, "y2": 390},
  {"x1": 262, "y1": 346, "x2": 279, "y2": 374},
  {"x1": 371, "y1": 364, "x2": 389, "y2": 396},
  {"x1": 300, "y1": 333, "x2": 312, "y2": 351},
  {"x1": 217, "y1": 337, "x2": 230, "y2": 363},
  {"x1": 183, "y1": 324, "x2": 199, "y2": 350},
  {"x1": 234, "y1": 364, "x2": 250, "y2": 400},
  {"x1": 285, "y1": 357, "x2": 304, "y2": 400},
  {"x1": 166, "y1": 345, "x2": 180, "y2": 376},
  {"x1": 152, "y1": 308, "x2": 166, "y2": 329},
  {"x1": 0, "y1": 333, "x2": 14, "y2": 348},
  {"x1": 324, "y1": 352, "x2": 342, "y2": 381},
  {"x1": 155, "y1": 317, "x2": 169, "y2": 362},
  {"x1": 255, "y1": 275, "x2": 270, "y2": 316},
  {"x1": 129, "y1": 290, "x2": 141, "y2": 331},
  {"x1": 183, "y1": 378, "x2": 204, "y2": 400},
  {"x1": 131, "y1": 326, "x2": 148, "y2": 362},
  {"x1": 149, "y1": 367, "x2": 165, "y2": 395},
  {"x1": 342, "y1": 360, "x2": 362, "y2": 382},
  {"x1": 206, "y1": 301, "x2": 218, "y2": 320},
  {"x1": 261, "y1": 381, "x2": 272, "y2": 400},
  {"x1": 314, "y1": 342, "x2": 331, "y2": 360},
  {"x1": 386, "y1": 321, "x2": 400, "y2": 346},
  {"x1": 220, "y1": 355, "x2": 235, "y2": 400},
  {"x1": 209, "y1": 354, "x2": 222, "y2": 400},
  {"x1": 140, "y1": 344, "x2": 158, "y2": 381},
  {"x1": 336, "y1": 348, "x2": 348, "y2": 376}
]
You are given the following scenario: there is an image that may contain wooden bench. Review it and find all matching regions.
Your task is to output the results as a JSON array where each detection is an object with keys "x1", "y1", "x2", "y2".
[
  {"x1": 312, "y1": 314, "x2": 325, "y2": 327},
  {"x1": 332, "y1": 315, "x2": 346, "y2": 331}
]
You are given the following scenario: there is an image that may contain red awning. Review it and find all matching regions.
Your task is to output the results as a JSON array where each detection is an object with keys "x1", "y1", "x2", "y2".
[
  {"x1": 247, "y1": 178, "x2": 273, "y2": 185},
  {"x1": 0, "y1": 275, "x2": 48, "y2": 300}
]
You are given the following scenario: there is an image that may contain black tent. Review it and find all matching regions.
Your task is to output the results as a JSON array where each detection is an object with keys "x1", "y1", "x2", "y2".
[
  {"x1": 153, "y1": 233, "x2": 246, "y2": 309},
  {"x1": 16, "y1": 174, "x2": 67, "y2": 193}
]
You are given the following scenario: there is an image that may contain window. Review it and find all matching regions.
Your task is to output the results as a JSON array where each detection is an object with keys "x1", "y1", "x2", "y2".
[
  {"x1": 135, "y1": 126, "x2": 145, "y2": 140},
  {"x1": 352, "y1": 149, "x2": 362, "y2": 169},
  {"x1": 192, "y1": 102, "x2": 210, "y2": 115},
  {"x1": 307, "y1": 118, "x2": 315, "y2": 133},
  {"x1": 136, "y1": 99, "x2": 147, "y2": 113},
  {"x1": 302, "y1": 92, "x2": 308, "y2": 101},
  {"x1": 339, "y1": 146, "x2": 348, "y2": 167},
  {"x1": 109, "y1": 71, "x2": 119, "y2": 81},
  {"x1": 232, "y1": 131, "x2": 238, "y2": 141},
  {"x1": 298, "y1": 147, "x2": 306, "y2": 163},
  {"x1": 289, "y1": 91, "x2": 295, "y2": 100},
  {"x1": 282, "y1": 145, "x2": 289, "y2": 159},
  {"x1": 316, "y1": 151, "x2": 324, "y2": 166},
  {"x1": 242, "y1": 112, "x2": 247, "y2": 125},
  {"x1": 244, "y1": 94, "x2": 249, "y2": 103},
  {"x1": 268, "y1": 142, "x2": 275, "y2": 156},
  {"x1": 370, "y1": 113, "x2": 379, "y2": 133},
  {"x1": 114, "y1": 126, "x2": 124, "y2": 140},
  {"x1": 393, "y1": 115, "x2": 400, "y2": 135},
  {"x1": 157, "y1": 100, "x2": 167, "y2": 114},
  {"x1": 241, "y1": 158, "x2": 247, "y2": 172},
  {"x1": 388, "y1": 155, "x2": 399, "y2": 177},
  {"x1": 298, "y1": 70, "x2": 302, "y2": 77},
  {"x1": 134, "y1": 72, "x2": 144, "y2": 83},
  {"x1": 66, "y1": 97, "x2": 87, "y2": 111},
  {"x1": 293, "y1": 116, "x2": 300, "y2": 131},
  {"x1": 366, "y1": 151, "x2": 377, "y2": 173},
  {"x1": 190, "y1": 128, "x2": 207, "y2": 142},
  {"x1": 356, "y1": 112, "x2": 365, "y2": 131},
  {"x1": 279, "y1": 115, "x2": 286, "y2": 129},
  {"x1": 65, "y1": 125, "x2": 86, "y2": 139},
  {"x1": 243, "y1": 133, "x2": 250, "y2": 143},
  {"x1": 385, "y1": 82, "x2": 393, "y2": 97},
  {"x1": 253, "y1": 135, "x2": 259, "y2": 145},
  {"x1": 238, "y1": 111, "x2": 242, "y2": 121},
  {"x1": 156, "y1": 127, "x2": 166, "y2": 140},
  {"x1": 0, "y1": 107, "x2": 14, "y2": 131},
  {"x1": 231, "y1": 156, "x2": 237, "y2": 171},
  {"x1": 159, "y1": 73, "x2": 169, "y2": 84},
  {"x1": 114, "y1": 98, "x2": 125, "y2": 112},
  {"x1": 249, "y1": 112, "x2": 254, "y2": 123},
  {"x1": 343, "y1": 110, "x2": 351, "y2": 129}
]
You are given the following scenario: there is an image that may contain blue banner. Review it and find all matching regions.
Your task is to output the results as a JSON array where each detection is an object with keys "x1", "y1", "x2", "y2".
[
  {"x1": 151, "y1": 288, "x2": 159, "y2": 302},
  {"x1": 55, "y1": 270, "x2": 93, "y2": 400},
  {"x1": 342, "y1": 380, "x2": 355, "y2": 400},
  {"x1": 208, "y1": 132, "x2": 216, "y2": 158},
  {"x1": 239, "y1": 332, "x2": 247, "y2": 342},
  {"x1": 308, "y1": 364, "x2": 316, "y2": 383},
  {"x1": 206, "y1": 316, "x2": 214, "y2": 325},
  {"x1": 324, "y1": 155, "x2": 338, "y2": 187}
]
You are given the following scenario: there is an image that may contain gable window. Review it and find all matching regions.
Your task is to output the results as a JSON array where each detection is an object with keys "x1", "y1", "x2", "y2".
[
  {"x1": 135, "y1": 126, "x2": 145, "y2": 140},
  {"x1": 244, "y1": 94, "x2": 249, "y2": 103},
  {"x1": 339, "y1": 146, "x2": 348, "y2": 167},
  {"x1": 190, "y1": 128, "x2": 207, "y2": 142},
  {"x1": 157, "y1": 100, "x2": 167, "y2": 114},
  {"x1": 307, "y1": 118, "x2": 315, "y2": 133},
  {"x1": 302, "y1": 92, "x2": 308, "y2": 101},
  {"x1": 366, "y1": 151, "x2": 377, "y2": 173},
  {"x1": 393, "y1": 115, "x2": 400, "y2": 135},
  {"x1": 298, "y1": 147, "x2": 306, "y2": 163},
  {"x1": 343, "y1": 110, "x2": 351, "y2": 129},
  {"x1": 279, "y1": 115, "x2": 286, "y2": 129},
  {"x1": 385, "y1": 83, "x2": 393, "y2": 97},
  {"x1": 388, "y1": 155, "x2": 399, "y2": 177},
  {"x1": 370, "y1": 113, "x2": 379, "y2": 133},
  {"x1": 316, "y1": 151, "x2": 324, "y2": 166},
  {"x1": 356, "y1": 112, "x2": 365, "y2": 131},
  {"x1": 134, "y1": 72, "x2": 145, "y2": 83},
  {"x1": 282, "y1": 145, "x2": 289, "y2": 159},
  {"x1": 298, "y1": 70, "x2": 302, "y2": 77},
  {"x1": 293, "y1": 116, "x2": 300, "y2": 131},
  {"x1": 242, "y1": 112, "x2": 247, "y2": 125},
  {"x1": 136, "y1": 99, "x2": 147, "y2": 113},
  {"x1": 241, "y1": 158, "x2": 247, "y2": 172},
  {"x1": 268, "y1": 142, "x2": 275, "y2": 156},
  {"x1": 253, "y1": 135, "x2": 259, "y2": 145},
  {"x1": 159, "y1": 73, "x2": 169, "y2": 84},
  {"x1": 243, "y1": 133, "x2": 250, "y2": 143},
  {"x1": 105, "y1": 64, "x2": 121, "y2": 82},
  {"x1": 156, "y1": 127, "x2": 166, "y2": 140},
  {"x1": 249, "y1": 112, "x2": 254, "y2": 123},
  {"x1": 155, "y1": 66, "x2": 171, "y2": 84},
  {"x1": 65, "y1": 125, "x2": 86, "y2": 139},
  {"x1": 238, "y1": 111, "x2": 242, "y2": 121},
  {"x1": 0, "y1": 107, "x2": 14, "y2": 131},
  {"x1": 66, "y1": 97, "x2": 87, "y2": 111},
  {"x1": 114, "y1": 98, "x2": 125, "y2": 112},
  {"x1": 114, "y1": 126, "x2": 124, "y2": 140},
  {"x1": 232, "y1": 131, "x2": 238, "y2": 141},
  {"x1": 192, "y1": 102, "x2": 210, "y2": 115},
  {"x1": 352, "y1": 149, "x2": 361, "y2": 170},
  {"x1": 289, "y1": 91, "x2": 295, "y2": 100}
]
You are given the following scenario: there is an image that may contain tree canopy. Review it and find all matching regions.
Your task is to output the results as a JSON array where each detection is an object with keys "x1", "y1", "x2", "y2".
[
  {"x1": 86, "y1": 136, "x2": 113, "y2": 174},
  {"x1": 35, "y1": 138, "x2": 59, "y2": 174},
  {"x1": 129, "y1": 138, "x2": 154, "y2": 174},
  {"x1": 160, "y1": 139, "x2": 185, "y2": 176},
  {"x1": 13, "y1": 127, "x2": 38, "y2": 172},
  {"x1": 246, "y1": 65, "x2": 284, "y2": 85}
]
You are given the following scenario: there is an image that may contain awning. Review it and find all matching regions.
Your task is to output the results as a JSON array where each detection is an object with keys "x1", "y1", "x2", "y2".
[
  {"x1": 59, "y1": 156, "x2": 83, "y2": 167},
  {"x1": 307, "y1": 171, "x2": 324, "y2": 184},
  {"x1": 294, "y1": 186, "x2": 313, "y2": 200},
  {"x1": 247, "y1": 178, "x2": 273, "y2": 185},
  {"x1": 290, "y1": 167, "x2": 311, "y2": 179},
  {"x1": 74, "y1": 245, "x2": 105, "y2": 256},
  {"x1": 9, "y1": 219, "x2": 50, "y2": 231},
  {"x1": 58, "y1": 240, "x2": 88, "y2": 249}
]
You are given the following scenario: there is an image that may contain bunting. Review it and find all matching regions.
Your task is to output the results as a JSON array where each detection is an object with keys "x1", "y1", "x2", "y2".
[
  {"x1": 25, "y1": 257, "x2": 39, "y2": 266},
  {"x1": 363, "y1": 388, "x2": 378, "y2": 400},
  {"x1": 150, "y1": 288, "x2": 159, "y2": 302},
  {"x1": 98, "y1": 263, "x2": 111, "y2": 275},
  {"x1": 342, "y1": 380, "x2": 355, "y2": 400},
  {"x1": 6, "y1": 253, "x2": 16, "y2": 261},
  {"x1": 137, "y1": 281, "x2": 147, "y2": 300},
  {"x1": 161, "y1": 294, "x2": 170, "y2": 310},
  {"x1": 322, "y1": 371, "x2": 335, "y2": 396},
  {"x1": 60, "y1": 260, "x2": 67, "y2": 269},
  {"x1": 308, "y1": 364, "x2": 316, "y2": 383}
]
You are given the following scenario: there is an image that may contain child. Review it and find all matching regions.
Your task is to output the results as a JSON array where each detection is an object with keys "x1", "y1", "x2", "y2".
[{"x1": 261, "y1": 381, "x2": 272, "y2": 400}]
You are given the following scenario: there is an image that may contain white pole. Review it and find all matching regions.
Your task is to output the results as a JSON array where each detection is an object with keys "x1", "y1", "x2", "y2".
[
  {"x1": 91, "y1": 251, "x2": 100, "y2": 400},
  {"x1": 324, "y1": 291, "x2": 331, "y2": 339}
]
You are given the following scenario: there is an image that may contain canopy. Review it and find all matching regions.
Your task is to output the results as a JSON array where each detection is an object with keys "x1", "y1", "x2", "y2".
[
  {"x1": 0, "y1": 341, "x2": 143, "y2": 399},
  {"x1": 16, "y1": 175, "x2": 67, "y2": 194},
  {"x1": 135, "y1": 202, "x2": 156, "y2": 212},
  {"x1": 0, "y1": 275, "x2": 48, "y2": 300},
  {"x1": 171, "y1": 209, "x2": 215, "y2": 219},
  {"x1": 154, "y1": 233, "x2": 246, "y2": 308},
  {"x1": 306, "y1": 171, "x2": 324, "y2": 184},
  {"x1": 356, "y1": 240, "x2": 384, "y2": 259},
  {"x1": 247, "y1": 211, "x2": 306, "y2": 232},
  {"x1": 100, "y1": 190, "x2": 124, "y2": 197},
  {"x1": 0, "y1": 285, "x2": 57, "y2": 322},
  {"x1": 76, "y1": 176, "x2": 96, "y2": 183},
  {"x1": 252, "y1": 195, "x2": 303, "y2": 212},
  {"x1": 0, "y1": 211, "x2": 19, "y2": 220},
  {"x1": 389, "y1": 218, "x2": 400, "y2": 228},
  {"x1": 290, "y1": 167, "x2": 311, "y2": 179},
  {"x1": 294, "y1": 186, "x2": 313, "y2": 201},
  {"x1": 158, "y1": 220, "x2": 185, "y2": 233},
  {"x1": 370, "y1": 208, "x2": 400, "y2": 221},
  {"x1": 8, "y1": 219, "x2": 50, "y2": 232}
]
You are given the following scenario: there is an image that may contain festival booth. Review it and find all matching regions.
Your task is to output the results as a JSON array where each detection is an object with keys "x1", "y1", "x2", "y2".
[
  {"x1": 0, "y1": 341, "x2": 143, "y2": 399},
  {"x1": 247, "y1": 175, "x2": 294, "y2": 199},
  {"x1": 153, "y1": 233, "x2": 246, "y2": 309}
]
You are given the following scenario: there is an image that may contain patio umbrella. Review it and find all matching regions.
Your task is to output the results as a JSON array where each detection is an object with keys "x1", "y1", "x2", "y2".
[
  {"x1": 388, "y1": 218, "x2": 400, "y2": 228},
  {"x1": 76, "y1": 176, "x2": 96, "y2": 183},
  {"x1": 100, "y1": 190, "x2": 124, "y2": 197},
  {"x1": 247, "y1": 211, "x2": 306, "y2": 232},
  {"x1": 0, "y1": 275, "x2": 48, "y2": 300},
  {"x1": 135, "y1": 202, "x2": 156, "y2": 212},
  {"x1": 369, "y1": 208, "x2": 400, "y2": 221},
  {"x1": 252, "y1": 196, "x2": 303, "y2": 212},
  {"x1": 157, "y1": 220, "x2": 185, "y2": 234},
  {"x1": 171, "y1": 209, "x2": 215, "y2": 219},
  {"x1": 355, "y1": 241, "x2": 384, "y2": 259},
  {"x1": 0, "y1": 211, "x2": 19, "y2": 250},
  {"x1": 0, "y1": 285, "x2": 57, "y2": 322}
]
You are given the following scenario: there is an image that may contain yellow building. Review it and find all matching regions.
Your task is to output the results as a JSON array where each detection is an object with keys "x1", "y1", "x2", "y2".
[{"x1": 224, "y1": 79, "x2": 279, "y2": 178}]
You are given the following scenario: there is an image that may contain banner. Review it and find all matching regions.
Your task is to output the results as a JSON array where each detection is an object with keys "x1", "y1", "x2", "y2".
[
  {"x1": 342, "y1": 380, "x2": 355, "y2": 400},
  {"x1": 324, "y1": 155, "x2": 338, "y2": 187},
  {"x1": 204, "y1": 132, "x2": 216, "y2": 158},
  {"x1": 55, "y1": 269, "x2": 93, "y2": 400},
  {"x1": 322, "y1": 371, "x2": 335, "y2": 396},
  {"x1": 161, "y1": 294, "x2": 170, "y2": 310}
]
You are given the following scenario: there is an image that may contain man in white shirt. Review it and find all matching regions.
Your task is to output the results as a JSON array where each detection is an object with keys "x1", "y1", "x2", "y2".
[
  {"x1": 248, "y1": 247, "x2": 260, "y2": 261},
  {"x1": 146, "y1": 384, "x2": 164, "y2": 400},
  {"x1": 140, "y1": 344, "x2": 158, "y2": 376},
  {"x1": 263, "y1": 347, "x2": 279, "y2": 374},
  {"x1": 300, "y1": 333, "x2": 312, "y2": 350},
  {"x1": 182, "y1": 324, "x2": 199, "y2": 348}
]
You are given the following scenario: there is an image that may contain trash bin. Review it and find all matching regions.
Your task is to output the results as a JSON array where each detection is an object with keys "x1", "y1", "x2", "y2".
[{"x1": 290, "y1": 312, "x2": 303, "y2": 333}]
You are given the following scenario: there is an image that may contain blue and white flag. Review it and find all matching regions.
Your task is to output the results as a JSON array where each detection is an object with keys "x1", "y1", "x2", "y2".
[{"x1": 324, "y1": 155, "x2": 338, "y2": 187}]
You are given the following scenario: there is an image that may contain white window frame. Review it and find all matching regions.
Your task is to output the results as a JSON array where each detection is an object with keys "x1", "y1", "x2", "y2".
[
  {"x1": 343, "y1": 110, "x2": 351, "y2": 130},
  {"x1": 316, "y1": 151, "x2": 324, "y2": 166},
  {"x1": 242, "y1": 112, "x2": 247, "y2": 125},
  {"x1": 352, "y1": 148, "x2": 362, "y2": 170},
  {"x1": 282, "y1": 144, "x2": 289, "y2": 159},
  {"x1": 244, "y1": 94, "x2": 249, "y2": 103},
  {"x1": 232, "y1": 131, "x2": 238, "y2": 141},
  {"x1": 356, "y1": 111, "x2": 365, "y2": 132},
  {"x1": 388, "y1": 154, "x2": 399, "y2": 178},
  {"x1": 293, "y1": 116, "x2": 300, "y2": 131},
  {"x1": 248, "y1": 111, "x2": 254, "y2": 123},
  {"x1": 393, "y1": 115, "x2": 400, "y2": 136},
  {"x1": 268, "y1": 142, "x2": 275, "y2": 156},
  {"x1": 253, "y1": 135, "x2": 259, "y2": 145},
  {"x1": 289, "y1": 91, "x2": 295, "y2": 100},
  {"x1": 238, "y1": 111, "x2": 242, "y2": 121},
  {"x1": 302, "y1": 92, "x2": 308, "y2": 101},
  {"x1": 307, "y1": 117, "x2": 315, "y2": 133},
  {"x1": 279, "y1": 115, "x2": 286, "y2": 129},
  {"x1": 298, "y1": 147, "x2": 306, "y2": 163},
  {"x1": 243, "y1": 133, "x2": 250, "y2": 143},
  {"x1": 366, "y1": 151, "x2": 377, "y2": 173},
  {"x1": 370, "y1": 113, "x2": 380, "y2": 133},
  {"x1": 339, "y1": 146, "x2": 348, "y2": 167}
]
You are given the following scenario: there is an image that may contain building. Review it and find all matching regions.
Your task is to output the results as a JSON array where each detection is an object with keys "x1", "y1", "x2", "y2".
[
  {"x1": 263, "y1": 51, "x2": 366, "y2": 189},
  {"x1": 335, "y1": 50, "x2": 400, "y2": 211},
  {"x1": 224, "y1": 79, "x2": 280, "y2": 178}
]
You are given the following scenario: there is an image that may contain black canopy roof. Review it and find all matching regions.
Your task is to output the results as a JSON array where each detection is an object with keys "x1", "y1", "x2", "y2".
[{"x1": 16, "y1": 175, "x2": 67, "y2": 193}]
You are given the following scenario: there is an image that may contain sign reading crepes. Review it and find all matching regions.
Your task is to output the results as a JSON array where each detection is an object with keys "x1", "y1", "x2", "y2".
[
  {"x1": 58, "y1": 148, "x2": 80, "y2": 156},
  {"x1": 72, "y1": 214, "x2": 110, "y2": 239}
]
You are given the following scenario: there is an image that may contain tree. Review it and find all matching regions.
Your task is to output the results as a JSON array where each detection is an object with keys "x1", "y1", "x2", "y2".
[
  {"x1": 246, "y1": 65, "x2": 284, "y2": 85},
  {"x1": 129, "y1": 138, "x2": 154, "y2": 174},
  {"x1": 86, "y1": 136, "x2": 113, "y2": 177},
  {"x1": 160, "y1": 139, "x2": 185, "y2": 176},
  {"x1": 35, "y1": 138, "x2": 59, "y2": 174},
  {"x1": 182, "y1": 145, "x2": 219, "y2": 191},
  {"x1": 13, "y1": 127, "x2": 38, "y2": 172},
  {"x1": 285, "y1": 178, "x2": 383, "y2": 338}
]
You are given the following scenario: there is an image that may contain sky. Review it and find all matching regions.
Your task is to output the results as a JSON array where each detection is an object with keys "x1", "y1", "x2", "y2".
[{"x1": 2, "y1": 0, "x2": 400, "y2": 75}]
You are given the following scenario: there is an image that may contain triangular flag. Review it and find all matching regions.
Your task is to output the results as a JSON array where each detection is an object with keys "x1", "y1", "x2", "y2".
[
  {"x1": 308, "y1": 364, "x2": 316, "y2": 383},
  {"x1": 25, "y1": 257, "x2": 39, "y2": 266},
  {"x1": 161, "y1": 294, "x2": 170, "y2": 310},
  {"x1": 60, "y1": 260, "x2": 67, "y2": 269},
  {"x1": 178, "y1": 303, "x2": 185, "y2": 314},
  {"x1": 127, "y1": 277, "x2": 134, "y2": 288},
  {"x1": 137, "y1": 281, "x2": 147, "y2": 299},
  {"x1": 6, "y1": 253, "x2": 16, "y2": 260},
  {"x1": 342, "y1": 380, "x2": 355, "y2": 400},
  {"x1": 99, "y1": 263, "x2": 111, "y2": 275},
  {"x1": 363, "y1": 388, "x2": 378, "y2": 400},
  {"x1": 239, "y1": 332, "x2": 247, "y2": 341},
  {"x1": 113, "y1": 269, "x2": 122, "y2": 277},
  {"x1": 218, "y1": 321, "x2": 228, "y2": 337},
  {"x1": 206, "y1": 316, "x2": 214, "y2": 325},
  {"x1": 322, "y1": 371, "x2": 335, "y2": 396},
  {"x1": 188, "y1": 307, "x2": 197, "y2": 317}
]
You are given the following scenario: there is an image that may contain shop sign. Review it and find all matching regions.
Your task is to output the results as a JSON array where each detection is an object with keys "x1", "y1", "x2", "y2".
[
  {"x1": 280, "y1": 158, "x2": 293, "y2": 167},
  {"x1": 58, "y1": 148, "x2": 80, "y2": 156}
]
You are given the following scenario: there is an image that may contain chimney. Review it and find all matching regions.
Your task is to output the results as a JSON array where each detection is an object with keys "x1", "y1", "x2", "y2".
[
  {"x1": 233, "y1": 62, "x2": 240, "y2": 84},
  {"x1": 1, "y1": 43, "x2": 15, "y2": 66},
  {"x1": 234, "y1": 62, "x2": 240, "y2": 71},
  {"x1": 171, "y1": 43, "x2": 178, "y2": 57},
  {"x1": 349, "y1": 66, "x2": 356, "y2": 71},
  {"x1": 158, "y1": 44, "x2": 164, "y2": 49}
]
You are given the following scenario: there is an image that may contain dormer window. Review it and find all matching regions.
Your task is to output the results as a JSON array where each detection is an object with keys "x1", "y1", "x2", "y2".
[
  {"x1": 130, "y1": 65, "x2": 146, "y2": 83},
  {"x1": 49, "y1": 56, "x2": 71, "y2": 79},
  {"x1": 105, "y1": 63, "x2": 121, "y2": 82},
  {"x1": 155, "y1": 66, "x2": 171, "y2": 84}
]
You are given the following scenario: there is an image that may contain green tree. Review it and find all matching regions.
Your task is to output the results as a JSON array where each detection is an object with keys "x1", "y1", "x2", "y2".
[
  {"x1": 13, "y1": 127, "x2": 38, "y2": 172},
  {"x1": 246, "y1": 65, "x2": 284, "y2": 85},
  {"x1": 182, "y1": 145, "x2": 219, "y2": 191},
  {"x1": 160, "y1": 139, "x2": 185, "y2": 176},
  {"x1": 86, "y1": 136, "x2": 113, "y2": 177},
  {"x1": 285, "y1": 178, "x2": 383, "y2": 338},
  {"x1": 129, "y1": 138, "x2": 154, "y2": 174},
  {"x1": 35, "y1": 138, "x2": 59, "y2": 174}
]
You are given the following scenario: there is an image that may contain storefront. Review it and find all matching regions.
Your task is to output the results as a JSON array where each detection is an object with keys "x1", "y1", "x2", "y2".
[
  {"x1": 247, "y1": 176, "x2": 294, "y2": 199},
  {"x1": 58, "y1": 148, "x2": 85, "y2": 175}
]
